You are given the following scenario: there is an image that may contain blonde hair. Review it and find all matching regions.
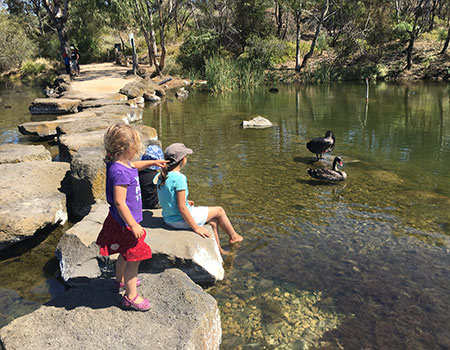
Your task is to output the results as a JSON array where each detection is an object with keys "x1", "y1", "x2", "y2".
[{"x1": 104, "y1": 123, "x2": 141, "y2": 162}]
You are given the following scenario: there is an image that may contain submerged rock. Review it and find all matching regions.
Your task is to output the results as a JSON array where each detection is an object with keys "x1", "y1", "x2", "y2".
[
  {"x1": 242, "y1": 116, "x2": 273, "y2": 129},
  {"x1": 0, "y1": 160, "x2": 70, "y2": 250},
  {"x1": 0, "y1": 288, "x2": 40, "y2": 328},
  {"x1": 0, "y1": 270, "x2": 222, "y2": 350}
]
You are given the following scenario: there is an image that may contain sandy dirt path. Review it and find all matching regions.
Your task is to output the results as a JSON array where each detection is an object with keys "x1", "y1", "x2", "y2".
[{"x1": 70, "y1": 63, "x2": 138, "y2": 94}]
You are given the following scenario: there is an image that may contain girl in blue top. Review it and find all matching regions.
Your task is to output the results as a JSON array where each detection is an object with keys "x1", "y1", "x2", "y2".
[{"x1": 156, "y1": 143, "x2": 243, "y2": 255}]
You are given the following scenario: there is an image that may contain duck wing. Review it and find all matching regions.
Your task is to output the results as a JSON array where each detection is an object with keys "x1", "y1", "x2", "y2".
[
  {"x1": 306, "y1": 137, "x2": 334, "y2": 154},
  {"x1": 308, "y1": 168, "x2": 345, "y2": 181}
]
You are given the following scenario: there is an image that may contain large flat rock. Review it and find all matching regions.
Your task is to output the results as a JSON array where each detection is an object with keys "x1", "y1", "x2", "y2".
[
  {"x1": 0, "y1": 144, "x2": 51, "y2": 164},
  {"x1": 61, "y1": 90, "x2": 127, "y2": 101},
  {"x1": 0, "y1": 269, "x2": 221, "y2": 350},
  {"x1": 79, "y1": 98, "x2": 143, "y2": 110},
  {"x1": 18, "y1": 118, "x2": 78, "y2": 138},
  {"x1": 87, "y1": 104, "x2": 144, "y2": 122},
  {"x1": 20, "y1": 105, "x2": 143, "y2": 139},
  {"x1": 0, "y1": 160, "x2": 70, "y2": 250},
  {"x1": 56, "y1": 202, "x2": 224, "y2": 286},
  {"x1": 141, "y1": 209, "x2": 225, "y2": 285},
  {"x1": 29, "y1": 98, "x2": 81, "y2": 115},
  {"x1": 56, "y1": 114, "x2": 129, "y2": 136},
  {"x1": 58, "y1": 125, "x2": 157, "y2": 162}
]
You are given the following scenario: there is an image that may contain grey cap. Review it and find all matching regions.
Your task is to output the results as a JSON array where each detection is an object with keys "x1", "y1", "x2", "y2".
[{"x1": 164, "y1": 143, "x2": 193, "y2": 164}]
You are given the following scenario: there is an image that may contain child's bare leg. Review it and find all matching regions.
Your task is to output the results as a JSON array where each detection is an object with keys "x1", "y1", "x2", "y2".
[
  {"x1": 116, "y1": 254, "x2": 127, "y2": 283},
  {"x1": 209, "y1": 219, "x2": 229, "y2": 255},
  {"x1": 124, "y1": 261, "x2": 144, "y2": 303},
  {"x1": 207, "y1": 206, "x2": 243, "y2": 244}
]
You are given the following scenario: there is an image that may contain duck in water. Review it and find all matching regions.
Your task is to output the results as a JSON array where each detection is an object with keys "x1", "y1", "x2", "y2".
[
  {"x1": 306, "y1": 130, "x2": 335, "y2": 160},
  {"x1": 308, "y1": 156, "x2": 347, "y2": 182}
]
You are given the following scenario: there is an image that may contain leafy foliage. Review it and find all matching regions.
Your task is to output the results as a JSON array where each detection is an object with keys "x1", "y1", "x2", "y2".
[
  {"x1": 0, "y1": 11, "x2": 36, "y2": 72},
  {"x1": 243, "y1": 35, "x2": 294, "y2": 67},
  {"x1": 177, "y1": 30, "x2": 220, "y2": 75}
]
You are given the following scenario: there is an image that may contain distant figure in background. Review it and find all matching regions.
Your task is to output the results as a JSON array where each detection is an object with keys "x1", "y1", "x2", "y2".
[
  {"x1": 139, "y1": 140, "x2": 164, "y2": 209},
  {"x1": 70, "y1": 45, "x2": 80, "y2": 76},
  {"x1": 62, "y1": 52, "x2": 70, "y2": 75}
]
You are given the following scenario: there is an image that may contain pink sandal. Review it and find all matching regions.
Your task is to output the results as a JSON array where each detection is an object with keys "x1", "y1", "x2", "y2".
[
  {"x1": 114, "y1": 278, "x2": 141, "y2": 291},
  {"x1": 121, "y1": 294, "x2": 151, "y2": 311}
]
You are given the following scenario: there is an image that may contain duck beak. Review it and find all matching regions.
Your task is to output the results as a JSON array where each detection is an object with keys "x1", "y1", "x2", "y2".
[{"x1": 339, "y1": 161, "x2": 343, "y2": 166}]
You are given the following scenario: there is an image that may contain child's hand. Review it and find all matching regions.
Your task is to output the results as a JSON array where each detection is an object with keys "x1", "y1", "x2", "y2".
[
  {"x1": 153, "y1": 159, "x2": 169, "y2": 168},
  {"x1": 130, "y1": 224, "x2": 145, "y2": 239},
  {"x1": 194, "y1": 226, "x2": 211, "y2": 239},
  {"x1": 187, "y1": 200, "x2": 195, "y2": 206}
]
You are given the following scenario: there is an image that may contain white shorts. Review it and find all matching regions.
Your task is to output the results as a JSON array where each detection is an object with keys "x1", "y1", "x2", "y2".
[{"x1": 166, "y1": 206, "x2": 209, "y2": 229}]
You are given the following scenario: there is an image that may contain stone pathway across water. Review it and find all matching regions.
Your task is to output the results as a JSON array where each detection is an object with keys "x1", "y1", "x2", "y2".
[{"x1": 0, "y1": 63, "x2": 225, "y2": 349}]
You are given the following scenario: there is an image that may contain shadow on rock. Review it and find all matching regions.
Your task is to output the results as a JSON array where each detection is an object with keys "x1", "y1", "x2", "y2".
[{"x1": 45, "y1": 278, "x2": 120, "y2": 310}]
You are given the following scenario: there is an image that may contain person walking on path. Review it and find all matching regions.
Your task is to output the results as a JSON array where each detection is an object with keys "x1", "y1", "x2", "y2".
[
  {"x1": 156, "y1": 143, "x2": 243, "y2": 255},
  {"x1": 96, "y1": 123, "x2": 168, "y2": 311}
]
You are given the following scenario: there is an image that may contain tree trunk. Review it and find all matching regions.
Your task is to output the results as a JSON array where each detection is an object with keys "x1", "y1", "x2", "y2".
[
  {"x1": 42, "y1": 0, "x2": 70, "y2": 57},
  {"x1": 440, "y1": 25, "x2": 450, "y2": 54},
  {"x1": 300, "y1": 19, "x2": 323, "y2": 69},
  {"x1": 300, "y1": 0, "x2": 329, "y2": 70},
  {"x1": 295, "y1": 10, "x2": 302, "y2": 72},
  {"x1": 275, "y1": 1, "x2": 283, "y2": 38},
  {"x1": 405, "y1": 34, "x2": 415, "y2": 70},
  {"x1": 158, "y1": 0, "x2": 166, "y2": 72}
]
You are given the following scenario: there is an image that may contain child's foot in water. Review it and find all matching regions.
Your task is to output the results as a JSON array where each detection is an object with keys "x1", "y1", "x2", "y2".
[
  {"x1": 220, "y1": 247, "x2": 231, "y2": 255},
  {"x1": 229, "y1": 234, "x2": 243, "y2": 244}
]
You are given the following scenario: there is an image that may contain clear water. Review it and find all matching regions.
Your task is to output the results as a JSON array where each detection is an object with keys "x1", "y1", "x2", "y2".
[
  {"x1": 144, "y1": 82, "x2": 450, "y2": 349},
  {"x1": 1, "y1": 82, "x2": 450, "y2": 349}
]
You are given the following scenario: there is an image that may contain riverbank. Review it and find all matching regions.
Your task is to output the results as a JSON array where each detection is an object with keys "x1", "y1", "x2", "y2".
[{"x1": 270, "y1": 39, "x2": 450, "y2": 84}]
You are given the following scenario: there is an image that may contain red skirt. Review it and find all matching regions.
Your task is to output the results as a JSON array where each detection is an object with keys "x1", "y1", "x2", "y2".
[{"x1": 96, "y1": 213, "x2": 152, "y2": 262}]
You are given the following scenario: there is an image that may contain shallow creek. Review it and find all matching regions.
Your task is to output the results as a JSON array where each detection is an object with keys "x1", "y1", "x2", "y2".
[{"x1": 1, "y1": 82, "x2": 450, "y2": 349}]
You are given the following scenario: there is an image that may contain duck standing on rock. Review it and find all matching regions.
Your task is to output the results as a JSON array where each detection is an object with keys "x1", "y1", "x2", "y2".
[
  {"x1": 308, "y1": 156, "x2": 347, "y2": 182},
  {"x1": 306, "y1": 130, "x2": 335, "y2": 160}
]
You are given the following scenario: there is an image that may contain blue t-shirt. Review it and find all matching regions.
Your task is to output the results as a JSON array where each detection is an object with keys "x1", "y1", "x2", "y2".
[
  {"x1": 106, "y1": 162, "x2": 143, "y2": 227},
  {"x1": 156, "y1": 171, "x2": 191, "y2": 223}
]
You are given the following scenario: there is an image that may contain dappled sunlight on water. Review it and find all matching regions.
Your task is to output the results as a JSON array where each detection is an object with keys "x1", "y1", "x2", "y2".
[
  {"x1": 1, "y1": 82, "x2": 449, "y2": 349},
  {"x1": 145, "y1": 82, "x2": 450, "y2": 349}
]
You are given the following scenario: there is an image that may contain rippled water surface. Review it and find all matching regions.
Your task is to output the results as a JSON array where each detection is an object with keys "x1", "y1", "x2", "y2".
[
  {"x1": 144, "y1": 82, "x2": 450, "y2": 349},
  {"x1": 1, "y1": 82, "x2": 450, "y2": 349}
]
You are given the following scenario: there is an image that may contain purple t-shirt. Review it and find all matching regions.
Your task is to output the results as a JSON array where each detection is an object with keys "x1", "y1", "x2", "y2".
[{"x1": 106, "y1": 162, "x2": 143, "y2": 227}]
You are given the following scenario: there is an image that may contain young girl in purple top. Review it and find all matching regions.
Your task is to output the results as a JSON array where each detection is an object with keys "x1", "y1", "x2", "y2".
[{"x1": 96, "y1": 123, "x2": 167, "y2": 311}]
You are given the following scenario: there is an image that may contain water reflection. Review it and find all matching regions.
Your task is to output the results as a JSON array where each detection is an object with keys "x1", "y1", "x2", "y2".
[{"x1": 144, "y1": 82, "x2": 450, "y2": 349}]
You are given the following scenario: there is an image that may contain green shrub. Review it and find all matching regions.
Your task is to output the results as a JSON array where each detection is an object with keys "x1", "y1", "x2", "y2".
[
  {"x1": 244, "y1": 35, "x2": 291, "y2": 67},
  {"x1": 316, "y1": 34, "x2": 329, "y2": 54},
  {"x1": 162, "y1": 56, "x2": 182, "y2": 76},
  {"x1": 177, "y1": 30, "x2": 220, "y2": 75},
  {"x1": 0, "y1": 12, "x2": 36, "y2": 72},
  {"x1": 393, "y1": 21, "x2": 413, "y2": 41},
  {"x1": 20, "y1": 60, "x2": 47, "y2": 76}
]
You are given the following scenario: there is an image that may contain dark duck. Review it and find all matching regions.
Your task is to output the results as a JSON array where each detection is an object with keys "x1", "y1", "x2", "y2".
[
  {"x1": 306, "y1": 130, "x2": 335, "y2": 160},
  {"x1": 308, "y1": 156, "x2": 347, "y2": 182}
]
